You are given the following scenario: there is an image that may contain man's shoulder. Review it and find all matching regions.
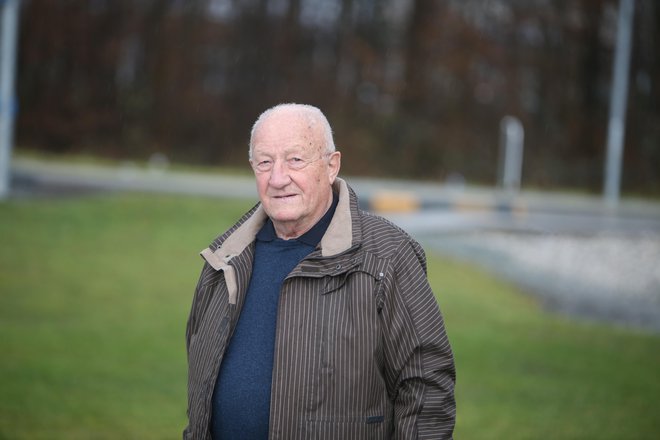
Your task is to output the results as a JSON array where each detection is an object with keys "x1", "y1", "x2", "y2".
[
  {"x1": 357, "y1": 209, "x2": 421, "y2": 256},
  {"x1": 208, "y1": 202, "x2": 261, "y2": 251}
]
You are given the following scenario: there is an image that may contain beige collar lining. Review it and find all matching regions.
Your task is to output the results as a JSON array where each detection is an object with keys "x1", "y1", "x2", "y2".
[{"x1": 320, "y1": 178, "x2": 353, "y2": 256}]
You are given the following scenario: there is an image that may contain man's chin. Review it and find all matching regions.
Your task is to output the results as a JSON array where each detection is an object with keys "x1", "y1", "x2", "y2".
[{"x1": 266, "y1": 209, "x2": 301, "y2": 224}]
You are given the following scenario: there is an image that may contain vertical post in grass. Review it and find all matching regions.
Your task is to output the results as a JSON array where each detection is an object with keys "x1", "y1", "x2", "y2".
[
  {"x1": 603, "y1": 0, "x2": 634, "y2": 210},
  {"x1": 0, "y1": 0, "x2": 20, "y2": 200},
  {"x1": 498, "y1": 115, "x2": 524, "y2": 196}
]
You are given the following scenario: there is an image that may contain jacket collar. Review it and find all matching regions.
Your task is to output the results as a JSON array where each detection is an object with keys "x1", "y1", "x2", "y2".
[
  {"x1": 201, "y1": 177, "x2": 358, "y2": 271},
  {"x1": 319, "y1": 177, "x2": 355, "y2": 256}
]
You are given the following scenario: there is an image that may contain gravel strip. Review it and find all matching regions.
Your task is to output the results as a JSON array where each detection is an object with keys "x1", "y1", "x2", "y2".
[{"x1": 421, "y1": 231, "x2": 660, "y2": 333}]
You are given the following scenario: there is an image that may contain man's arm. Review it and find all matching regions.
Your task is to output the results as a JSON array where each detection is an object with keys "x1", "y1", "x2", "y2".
[{"x1": 380, "y1": 239, "x2": 456, "y2": 439}]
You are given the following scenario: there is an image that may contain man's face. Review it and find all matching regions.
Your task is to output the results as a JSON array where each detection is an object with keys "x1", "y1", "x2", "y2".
[{"x1": 250, "y1": 110, "x2": 341, "y2": 239}]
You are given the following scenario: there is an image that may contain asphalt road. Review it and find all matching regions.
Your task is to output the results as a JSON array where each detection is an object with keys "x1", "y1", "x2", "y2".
[{"x1": 10, "y1": 157, "x2": 660, "y2": 333}]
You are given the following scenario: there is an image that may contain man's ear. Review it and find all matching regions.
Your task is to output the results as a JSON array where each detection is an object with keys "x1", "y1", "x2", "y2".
[{"x1": 327, "y1": 151, "x2": 341, "y2": 184}]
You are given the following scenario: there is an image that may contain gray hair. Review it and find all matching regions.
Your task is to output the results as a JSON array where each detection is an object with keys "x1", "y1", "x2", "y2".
[{"x1": 248, "y1": 103, "x2": 336, "y2": 160}]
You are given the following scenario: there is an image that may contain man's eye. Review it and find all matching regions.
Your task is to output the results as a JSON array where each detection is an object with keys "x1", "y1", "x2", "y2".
[
  {"x1": 288, "y1": 157, "x2": 306, "y2": 169},
  {"x1": 255, "y1": 160, "x2": 272, "y2": 171}
]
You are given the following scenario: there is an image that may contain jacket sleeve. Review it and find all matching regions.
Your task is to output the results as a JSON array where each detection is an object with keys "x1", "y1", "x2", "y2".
[
  {"x1": 183, "y1": 264, "x2": 207, "y2": 440},
  {"x1": 185, "y1": 263, "x2": 213, "y2": 354},
  {"x1": 183, "y1": 262, "x2": 219, "y2": 440},
  {"x1": 380, "y1": 239, "x2": 456, "y2": 439}
]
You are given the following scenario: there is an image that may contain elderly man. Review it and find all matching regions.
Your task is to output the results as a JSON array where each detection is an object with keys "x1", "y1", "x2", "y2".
[{"x1": 184, "y1": 103, "x2": 456, "y2": 439}]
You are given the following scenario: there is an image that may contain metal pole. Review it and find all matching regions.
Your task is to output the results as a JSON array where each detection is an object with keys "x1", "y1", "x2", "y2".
[
  {"x1": 604, "y1": 0, "x2": 634, "y2": 208},
  {"x1": 0, "y1": 0, "x2": 20, "y2": 200},
  {"x1": 498, "y1": 115, "x2": 524, "y2": 195}
]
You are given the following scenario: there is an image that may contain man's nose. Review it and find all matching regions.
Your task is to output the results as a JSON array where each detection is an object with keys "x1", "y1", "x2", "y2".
[{"x1": 268, "y1": 160, "x2": 292, "y2": 187}]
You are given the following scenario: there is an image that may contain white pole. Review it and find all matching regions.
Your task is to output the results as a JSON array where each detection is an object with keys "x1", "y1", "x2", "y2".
[
  {"x1": 498, "y1": 115, "x2": 524, "y2": 195},
  {"x1": 0, "y1": 0, "x2": 20, "y2": 200},
  {"x1": 604, "y1": 0, "x2": 634, "y2": 209}
]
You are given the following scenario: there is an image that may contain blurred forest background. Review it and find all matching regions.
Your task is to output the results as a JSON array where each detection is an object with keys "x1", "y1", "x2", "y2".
[{"x1": 14, "y1": 0, "x2": 660, "y2": 194}]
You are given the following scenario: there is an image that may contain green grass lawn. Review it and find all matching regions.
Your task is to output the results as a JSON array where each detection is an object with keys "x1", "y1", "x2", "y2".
[{"x1": 1, "y1": 193, "x2": 658, "y2": 439}]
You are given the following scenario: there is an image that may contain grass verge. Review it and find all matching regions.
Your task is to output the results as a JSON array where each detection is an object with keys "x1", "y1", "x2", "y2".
[{"x1": 0, "y1": 194, "x2": 658, "y2": 439}]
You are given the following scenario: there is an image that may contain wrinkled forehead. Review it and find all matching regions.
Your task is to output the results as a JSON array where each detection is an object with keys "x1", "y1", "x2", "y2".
[{"x1": 252, "y1": 110, "x2": 324, "y2": 156}]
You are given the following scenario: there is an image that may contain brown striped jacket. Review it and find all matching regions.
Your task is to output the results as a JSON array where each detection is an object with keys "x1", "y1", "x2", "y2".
[{"x1": 184, "y1": 178, "x2": 456, "y2": 439}]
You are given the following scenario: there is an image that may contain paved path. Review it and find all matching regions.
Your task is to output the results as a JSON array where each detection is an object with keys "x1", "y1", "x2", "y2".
[
  {"x1": 10, "y1": 157, "x2": 660, "y2": 333},
  {"x1": 11, "y1": 156, "x2": 660, "y2": 226}
]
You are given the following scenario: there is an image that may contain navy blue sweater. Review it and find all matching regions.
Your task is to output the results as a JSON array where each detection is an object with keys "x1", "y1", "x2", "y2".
[{"x1": 211, "y1": 195, "x2": 338, "y2": 439}]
